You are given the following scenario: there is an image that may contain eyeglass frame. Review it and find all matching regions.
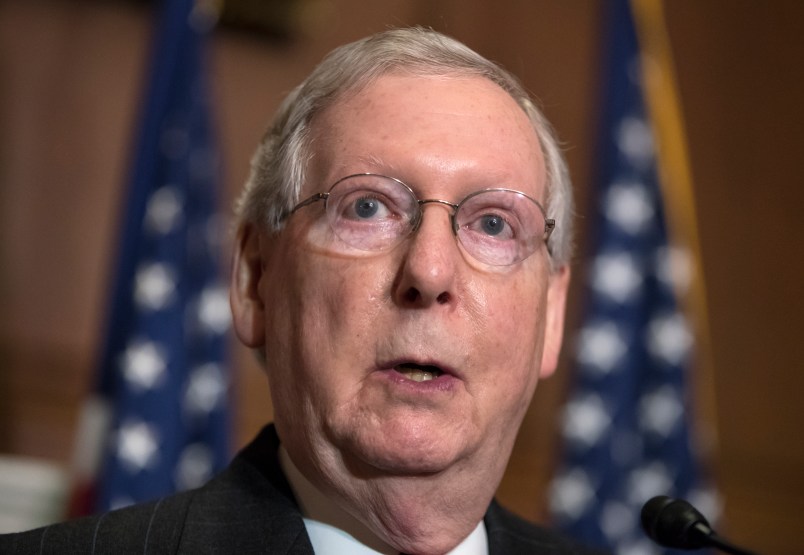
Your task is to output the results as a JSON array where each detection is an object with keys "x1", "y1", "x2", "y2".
[{"x1": 285, "y1": 173, "x2": 556, "y2": 264}]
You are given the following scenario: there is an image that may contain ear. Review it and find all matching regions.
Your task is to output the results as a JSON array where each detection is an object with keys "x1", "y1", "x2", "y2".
[
  {"x1": 230, "y1": 223, "x2": 266, "y2": 348},
  {"x1": 539, "y1": 264, "x2": 571, "y2": 379}
]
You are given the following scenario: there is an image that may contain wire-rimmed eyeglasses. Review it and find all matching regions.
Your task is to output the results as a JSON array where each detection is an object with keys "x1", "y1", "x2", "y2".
[{"x1": 287, "y1": 173, "x2": 555, "y2": 266}]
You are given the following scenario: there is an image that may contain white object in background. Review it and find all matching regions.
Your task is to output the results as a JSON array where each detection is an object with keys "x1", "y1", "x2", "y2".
[{"x1": 0, "y1": 456, "x2": 69, "y2": 533}]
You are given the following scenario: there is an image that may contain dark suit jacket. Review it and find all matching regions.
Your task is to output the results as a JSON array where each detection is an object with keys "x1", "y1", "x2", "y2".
[{"x1": 0, "y1": 426, "x2": 605, "y2": 554}]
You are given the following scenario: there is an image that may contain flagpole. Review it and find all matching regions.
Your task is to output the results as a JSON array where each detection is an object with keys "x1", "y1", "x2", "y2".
[{"x1": 630, "y1": 0, "x2": 720, "y2": 464}]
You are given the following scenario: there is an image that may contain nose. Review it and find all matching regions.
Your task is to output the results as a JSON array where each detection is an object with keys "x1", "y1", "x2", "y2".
[{"x1": 393, "y1": 204, "x2": 460, "y2": 307}]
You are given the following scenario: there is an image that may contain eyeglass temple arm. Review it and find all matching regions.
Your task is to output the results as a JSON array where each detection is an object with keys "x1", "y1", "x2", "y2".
[
  {"x1": 544, "y1": 218, "x2": 556, "y2": 235},
  {"x1": 291, "y1": 192, "x2": 329, "y2": 214}
]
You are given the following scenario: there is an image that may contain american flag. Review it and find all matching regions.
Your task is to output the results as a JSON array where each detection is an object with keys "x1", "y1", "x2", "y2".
[
  {"x1": 549, "y1": 1, "x2": 715, "y2": 553},
  {"x1": 71, "y1": 0, "x2": 231, "y2": 513}
]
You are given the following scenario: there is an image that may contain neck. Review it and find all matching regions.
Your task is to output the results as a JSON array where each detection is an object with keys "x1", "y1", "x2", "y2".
[
  {"x1": 288, "y1": 450, "x2": 504, "y2": 554},
  {"x1": 280, "y1": 447, "x2": 397, "y2": 553},
  {"x1": 359, "y1": 470, "x2": 497, "y2": 554}
]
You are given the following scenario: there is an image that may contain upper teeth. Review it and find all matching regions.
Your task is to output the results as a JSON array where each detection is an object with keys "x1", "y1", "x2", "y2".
[
  {"x1": 396, "y1": 364, "x2": 442, "y2": 382},
  {"x1": 400, "y1": 369, "x2": 435, "y2": 382}
]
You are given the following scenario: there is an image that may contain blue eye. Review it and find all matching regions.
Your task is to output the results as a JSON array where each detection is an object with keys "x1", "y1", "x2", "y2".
[
  {"x1": 480, "y1": 214, "x2": 506, "y2": 236},
  {"x1": 354, "y1": 197, "x2": 381, "y2": 219}
]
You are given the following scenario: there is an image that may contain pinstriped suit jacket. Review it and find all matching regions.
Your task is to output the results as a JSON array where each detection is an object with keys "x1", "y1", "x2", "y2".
[{"x1": 0, "y1": 426, "x2": 605, "y2": 554}]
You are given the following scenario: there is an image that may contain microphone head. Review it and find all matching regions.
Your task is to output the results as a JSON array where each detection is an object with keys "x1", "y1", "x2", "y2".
[{"x1": 640, "y1": 496, "x2": 713, "y2": 549}]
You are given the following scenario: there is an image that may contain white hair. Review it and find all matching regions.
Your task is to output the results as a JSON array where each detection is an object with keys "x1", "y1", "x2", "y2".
[{"x1": 236, "y1": 26, "x2": 573, "y2": 267}]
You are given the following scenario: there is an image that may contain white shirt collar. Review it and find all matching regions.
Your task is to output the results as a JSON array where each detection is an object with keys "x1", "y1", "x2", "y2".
[{"x1": 279, "y1": 447, "x2": 488, "y2": 555}]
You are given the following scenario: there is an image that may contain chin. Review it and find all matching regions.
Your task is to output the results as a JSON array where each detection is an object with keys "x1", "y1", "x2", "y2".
[
  {"x1": 360, "y1": 447, "x2": 457, "y2": 475},
  {"x1": 343, "y1": 423, "x2": 475, "y2": 476}
]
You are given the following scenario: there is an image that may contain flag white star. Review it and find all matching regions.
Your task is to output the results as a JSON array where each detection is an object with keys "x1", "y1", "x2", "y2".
[
  {"x1": 116, "y1": 420, "x2": 159, "y2": 473},
  {"x1": 619, "y1": 537, "x2": 661, "y2": 555},
  {"x1": 646, "y1": 312, "x2": 692, "y2": 365},
  {"x1": 197, "y1": 285, "x2": 231, "y2": 334},
  {"x1": 134, "y1": 262, "x2": 177, "y2": 311},
  {"x1": 145, "y1": 186, "x2": 183, "y2": 235},
  {"x1": 639, "y1": 385, "x2": 683, "y2": 437},
  {"x1": 576, "y1": 321, "x2": 628, "y2": 374},
  {"x1": 617, "y1": 115, "x2": 654, "y2": 169},
  {"x1": 175, "y1": 443, "x2": 213, "y2": 490},
  {"x1": 605, "y1": 180, "x2": 655, "y2": 234},
  {"x1": 563, "y1": 393, "x2": 612, "y2": 448},
  {"x1": 592, "y1": 251, "x2": 643, "y2": 303},
  {"x1": 627, "y1": 462, "x2": 673, "y2": 505},
  {"x1": 688, "y1": 488, "x2": 722, "y2": 526},
  {"x1": 550, "y1": 468, "x2": 597, "y2": 519},
  {"x1": 121, "y1": 340, "x2": 167, "y2": 391},
  {"x1": 184, "y1": 363, "x2": 226, "y2": 415}
]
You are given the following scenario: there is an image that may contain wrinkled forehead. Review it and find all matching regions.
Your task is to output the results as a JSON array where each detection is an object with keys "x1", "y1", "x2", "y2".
[
  {"x1": 312, "y1": 65, "x2": 535, "y2": 125},
  {"x1": 305, "y1": 73, "x2": 546, "y2": 198}
]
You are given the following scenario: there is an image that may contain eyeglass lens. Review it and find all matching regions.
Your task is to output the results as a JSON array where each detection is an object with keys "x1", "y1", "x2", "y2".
[{"x1": 323, "y1": 174, "x2": 549, "y2": 266}]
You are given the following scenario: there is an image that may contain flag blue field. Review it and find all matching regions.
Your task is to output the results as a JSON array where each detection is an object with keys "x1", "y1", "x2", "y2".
[
  {"x1": 549, "y1": 1, "x2": 715, "y2": 553},
  {"x1": 77, "y1": 0, "x2": 231, "y2": 513}
]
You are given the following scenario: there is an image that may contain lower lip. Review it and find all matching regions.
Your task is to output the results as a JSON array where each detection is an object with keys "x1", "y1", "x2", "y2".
[{"x1": 378, "y1": 369, "x2": 460, "y2": 393}]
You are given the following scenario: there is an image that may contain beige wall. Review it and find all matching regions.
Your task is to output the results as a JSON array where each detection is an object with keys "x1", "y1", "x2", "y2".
[{"x1": 1, "y1": 1, "x2": 802, "y2": 552}]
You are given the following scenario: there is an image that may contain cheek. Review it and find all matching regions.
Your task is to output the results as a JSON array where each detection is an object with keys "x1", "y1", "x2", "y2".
[
  {"x1": 305, "y1": 258, "x2": 391, "y2": 348},
  {"x1": 493, "y1": 273, "x2": 546, "y2": 348},
  {"x1": 479, "y1": 275, "x2": 548, "y2": 401},
  {"x1": 264, "y1": 254, "x2": 389, "y2": 398}
]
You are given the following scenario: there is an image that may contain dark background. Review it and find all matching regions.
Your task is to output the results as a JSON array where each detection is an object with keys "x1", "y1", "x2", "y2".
[{"x1": 1, "y1": 1, "x2": 802, "y2": 553}]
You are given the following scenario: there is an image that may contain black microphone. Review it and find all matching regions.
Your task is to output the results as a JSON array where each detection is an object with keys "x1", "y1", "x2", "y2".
[{"x1": 640, "y1": 496, "x2": 758, "y2": 555}]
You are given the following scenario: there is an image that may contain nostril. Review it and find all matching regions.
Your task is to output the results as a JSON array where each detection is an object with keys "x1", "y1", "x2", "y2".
[
  {"x1": 401, "y1": 288, "x2": 450, "y2": 305},
  {"x1": 404, "y1": 288, "x2": 420, "y2": 303}
]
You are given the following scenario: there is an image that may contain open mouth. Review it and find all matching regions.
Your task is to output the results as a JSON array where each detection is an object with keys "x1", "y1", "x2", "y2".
[{"x1": 394, "y1": 362, "x2": 444, "y2": 382}]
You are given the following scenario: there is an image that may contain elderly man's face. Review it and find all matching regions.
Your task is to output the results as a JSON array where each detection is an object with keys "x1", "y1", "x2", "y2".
[{"x1": 233, "y1": 74, "x2": 568, "y2": 492}]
